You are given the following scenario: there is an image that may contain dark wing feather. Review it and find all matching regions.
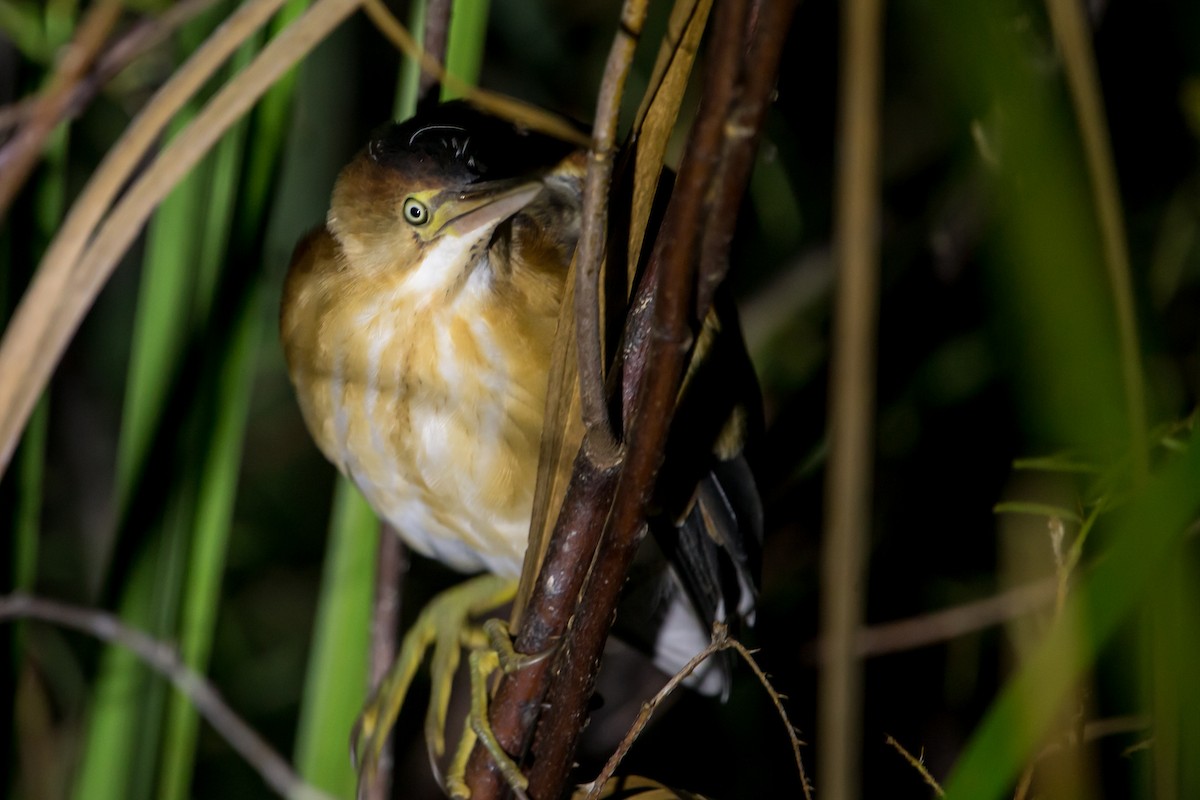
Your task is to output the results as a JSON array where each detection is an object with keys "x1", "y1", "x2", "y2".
[{"x1": 631, "y1": 288, "x2": 763, "y2": 695}]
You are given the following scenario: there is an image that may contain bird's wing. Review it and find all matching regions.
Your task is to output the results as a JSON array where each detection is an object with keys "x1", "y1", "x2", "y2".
[{"x1": 643, "y1": 290, "x2": 764, "y2": 693}]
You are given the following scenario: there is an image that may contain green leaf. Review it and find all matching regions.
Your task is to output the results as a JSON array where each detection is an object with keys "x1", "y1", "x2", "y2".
[
  {"x1": 992, "y1": 501, "x2": 1083, "y2": 525},
  {"x1": 944, "y1": 439, "x2": 1200, "y2": 800},
  {"x1": 293, "y1": 479, "x2": 378, "y2": 796},
  {"x1": 441, "y1": 0, "x2": 490, "y2": 101}
]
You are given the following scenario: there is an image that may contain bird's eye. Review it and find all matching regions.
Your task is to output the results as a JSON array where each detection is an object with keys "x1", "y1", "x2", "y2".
[{"x1": 403, "y1": 198, "x2": 430, "y2": 226}]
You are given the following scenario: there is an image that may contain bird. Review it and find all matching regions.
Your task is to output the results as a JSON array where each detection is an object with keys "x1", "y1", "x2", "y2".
[{"x1": 280, "y1": 100, "x2": 761, "y2": 789}]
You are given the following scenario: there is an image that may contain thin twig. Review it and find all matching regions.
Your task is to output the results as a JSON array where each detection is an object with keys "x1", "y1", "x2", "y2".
[
  {"x1": 885, "y1": 735, "x2": 946, "y2": 797},
  {"x1": 360, "y1": 0, "x2": 590, "y2": 148},
  {"x1": 822, "y1": 578, "x2": 1056, "y2": 661},
  {"x1": 573, "y1": 0, "x2": 648, "y2": 461},
  {"x1": 0, "y1": 0, "x2": 123, "y2": 219},
  {"x1": 727, "y1": 636, "x2": 813, "y2": 800},
  {"x1": 363, "y1": 526, "x2": 406, "y2": 800},
  {"x1": 0, "y1": 0, "x2": 223, "y2": 136},
  {"x1": 819, "y1": 0, "x2": 884, "y2": 798},
  {"x1": 584, "y1": 624, "x2": 813, "y2": 800},
  {"x1": 0, "y1": 0, "x2": 301, "y2": 476},
  {"x1": 584, "y1": 625, "x2": 732, "y2": 800},
  {"x1": 0, "y1": 594, "x2": 336, "y2": 800}
]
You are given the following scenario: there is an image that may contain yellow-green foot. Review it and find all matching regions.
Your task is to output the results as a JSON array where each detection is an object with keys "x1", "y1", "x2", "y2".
[
  {"x1": 442, "y1": 617, "x2": 556, "y2": 797},
  {"x1": 350, "y1": 574, "x2": 517, "y2": 784},
  {"x1": 444, "y1": 647, "x2": 530, "y2": 799}
]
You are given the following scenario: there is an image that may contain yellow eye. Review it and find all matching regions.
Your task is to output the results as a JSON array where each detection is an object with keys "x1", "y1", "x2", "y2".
[{"x1": 403, "y1": 197, "x2": 430, "y2": 226}]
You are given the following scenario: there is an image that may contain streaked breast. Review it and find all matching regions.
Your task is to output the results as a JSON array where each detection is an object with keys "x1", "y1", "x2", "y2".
[{"x1": 282, "y1": 234, "x2": 561, "y2": 577}]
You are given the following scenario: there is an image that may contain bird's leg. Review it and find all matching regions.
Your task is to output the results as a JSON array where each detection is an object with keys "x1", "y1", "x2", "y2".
[
  {"x1": 445, "y1": 619, "x2": 552, "y2": 800},
  {"x1": 351, "y1": 574, "x2": 517, "y2": 783}
]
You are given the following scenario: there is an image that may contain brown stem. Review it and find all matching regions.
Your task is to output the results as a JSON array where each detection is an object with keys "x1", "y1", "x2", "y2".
[
  {"x1": 462, "y1": 442, "x2": 620, "y2": 798},
  {"x1": 695, "y1": 0, "x2": 795, "y2": 316},
  {"x1": 460, "y1": 0, "x2": 650, "y2": 793},
  {"x1": 524, "y1": 1, "x2": 750, "y2": 792},
  {"x1": 362, "y1": 526, "x2": 406, "y2": 800},
  {"x1": 574, "y1": 0, "x2": 649, "y2": 463},
  {"x1": 819, "y1": 0, "x2": 885, "y2": 796},
  {"x1": 0, "y1": 0, "x2": 123, "y2": 220},
  {"x1": 417, "y1": 0, "x2": 452, "y2": 109},
  {"x1": 465, "y1": 1, "x2": 794, "y2": 795},
  {"x1": 529, "y1": 1, "x2": 794, "y2": 796}
]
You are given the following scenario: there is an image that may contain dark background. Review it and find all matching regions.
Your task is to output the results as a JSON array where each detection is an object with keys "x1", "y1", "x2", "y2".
[{"x1": 3, "y1": 0, "x2": 1200, "y2": 797}]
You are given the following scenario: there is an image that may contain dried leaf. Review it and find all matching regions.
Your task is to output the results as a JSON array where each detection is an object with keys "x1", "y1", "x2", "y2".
[
  {"x1": 574, "y1": 775, "x2": 710, "y2": 800},
  {"x1": 628, "y1": 0, "x2": 713, "y2": 276},
  {"x1": 514, "y1": 258, "x2": 586, "y2": 623}
]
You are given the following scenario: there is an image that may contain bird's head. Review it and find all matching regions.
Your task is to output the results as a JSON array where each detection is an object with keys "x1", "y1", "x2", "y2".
[{"x1": 326, "y1": 101, "x2": 578, "y2": 277}]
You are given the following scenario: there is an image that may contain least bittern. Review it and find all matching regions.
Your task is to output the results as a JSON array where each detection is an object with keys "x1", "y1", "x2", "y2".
[{"x1": 280, "y1": 101, "x2": 761, "y2": 794}]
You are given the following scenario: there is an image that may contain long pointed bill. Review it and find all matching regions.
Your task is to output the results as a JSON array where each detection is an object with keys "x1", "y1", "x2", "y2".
[{"x1": 436, "y1": 179, "x2": 543, "y2": 237}]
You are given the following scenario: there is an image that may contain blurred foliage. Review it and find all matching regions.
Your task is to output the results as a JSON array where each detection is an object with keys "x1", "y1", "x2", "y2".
[{"x1": 2, "y1": 0, "x2": 1199, "y2": 799}]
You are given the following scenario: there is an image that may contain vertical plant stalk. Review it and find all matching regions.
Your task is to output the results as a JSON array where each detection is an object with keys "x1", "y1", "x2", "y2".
[
  {"x1": 819, "y1": 1, "x2": 883, "y2": 800},
  {"x1": 7, "y1": 68, "x2": 74, "y2": 795},
  {"x1": 464, "y1": 1, "x2": 796, "y2": 797},
  {"x1": 1149, "y1": 576, "x2": 1181, "y2": 800},
  {"x1": 105, "y1": 28, "x2": 253, "y2": 793},
  {"x1": 362, "y1": 527, "x2": 403, "y2": 800},
  {"x1": 573, "y1": 0, "x2": 648, "y2": 460},
  {"x1": 438, "y1": 0, "x2": 489, "y2": 103},
  {"x1": 525, "y1": 0, "x2": 747, "y2": 792},
  {"x1": 159, "y1": 281, "x2": 264, "y2": 800},
  {"x1": 460, "y1": 0, "x2": 649, "y2": 793},
  {"x1": 78, "y1": 61, "x2": 233, "y2": 788},
  {"x1": 296, "y1": 481, "x2": 379, "y2": 798},
  {"x1": 1044, "y1": 0, "x2": 1147, "y2": 481},
  {"x1": 418, "y1": 0, "x2": 452, "y2": 103},
  {"x1": 459, "y1": 0, "x2": 650, "y2": 792}
]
